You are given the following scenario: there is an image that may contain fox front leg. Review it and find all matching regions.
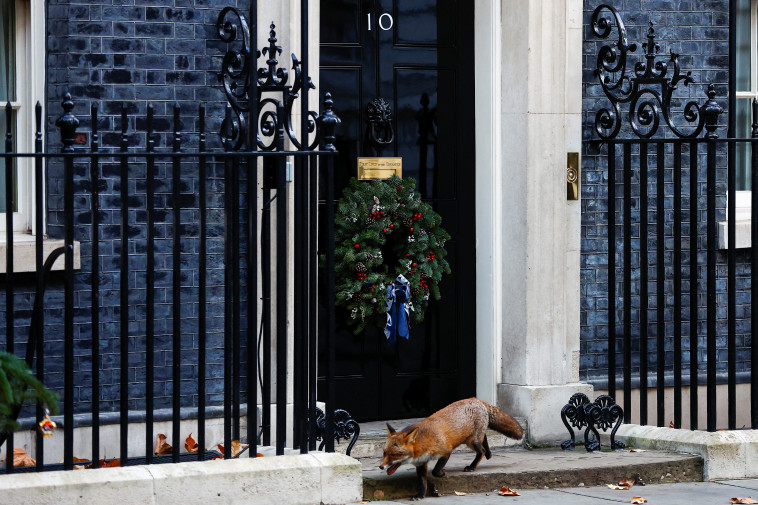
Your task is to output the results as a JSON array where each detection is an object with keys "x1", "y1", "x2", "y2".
[
  {"x1": 411, "y1": 463, "x2": 440, "y2": 500},
  {"x1": 432, "y1": 454, "x2": 451, "y2": 478}
]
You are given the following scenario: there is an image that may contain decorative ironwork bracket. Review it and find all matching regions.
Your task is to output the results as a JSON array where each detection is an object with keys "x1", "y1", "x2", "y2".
[
  {"x1": 591, "y1": 4, "x2": 722, "y2": 140},
  {"x1": 560, "y1": 393, "x2": 624, "y2": 452},
  {"x1": 217, "y1": 11, "x2": 338, "y2": 151},
  {"x1": 311, "y1": 407, "x2": 360, "y2": 456}
]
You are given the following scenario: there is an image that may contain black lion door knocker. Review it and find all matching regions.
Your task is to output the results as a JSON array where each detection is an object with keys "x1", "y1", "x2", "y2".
[{"x1": 365, "y1": 97, "x2": 394, "y2": 156}]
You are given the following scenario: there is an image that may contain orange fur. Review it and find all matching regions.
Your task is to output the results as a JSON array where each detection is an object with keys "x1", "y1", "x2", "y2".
[{"x1": 379, "y1": 398, "x2": 524, "y2": 500}]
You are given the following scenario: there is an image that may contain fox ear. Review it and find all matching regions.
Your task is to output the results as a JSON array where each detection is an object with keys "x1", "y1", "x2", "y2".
[
  {"x1": 386, "y1": 423, "x2": 396, "y2": 435},
  {"x1": 405, "y1": 428, "x2": 419, "y2": 443}
]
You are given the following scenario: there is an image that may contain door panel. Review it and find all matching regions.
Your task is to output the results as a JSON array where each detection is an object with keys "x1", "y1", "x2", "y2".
[{"x1": 319, "y1": 0, "x2": 474, "y2": 421}]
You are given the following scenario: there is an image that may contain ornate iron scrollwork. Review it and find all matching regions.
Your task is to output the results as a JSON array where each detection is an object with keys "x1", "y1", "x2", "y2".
[
  {"x1": 311, "y1": 407, "x2": 360, "y2": 456},
  {"x1": 561, "y1": 393, "x2": 624, "y2": 452},
  {"x1": 365, "y1": 97, "x2": 395, "y2": 155},
  {"x1": 217, "y1": 13, "x2": 330, "y2": 151},
  {"x1": 560, "y1": 393, "x2": 592, "y2": 451},
  {"x1": 591, "y1": 4, "x2": 722, "y2": 140}
]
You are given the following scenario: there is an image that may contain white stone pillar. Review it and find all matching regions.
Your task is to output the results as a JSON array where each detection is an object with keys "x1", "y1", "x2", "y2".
[{"x1": 493, "y1": 0, "x2": 591, "y2": 444}]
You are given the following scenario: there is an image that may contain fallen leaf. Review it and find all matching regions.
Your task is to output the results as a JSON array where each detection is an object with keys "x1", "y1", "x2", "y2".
[
  {"x1": 256, "y1": 453, "x2": 264, "y2": 457},
  {"x1": 185, "y1": 433, "x2": 198, "y2": 453},
  {"x1": 608, "y1": 484, "x2": 631, "y2": 491},
  {"x1": 360, "y1": 502, "x2": 369, "y2": 504},
  {"x1": 619, "y1": 478, "x2": 636, "y2": 487},
  {"x1": 0, "y1": 448, "x2": 36, "y2": 467},
  {"x1": 454, "y1": 491, "x2": 467, "y2": 496},
  {"x1": 498, "y1": 486, "x2": 520, "y2": 496},
  {"x1": 231, "y1": 440, "x2": 248, "y2": 458},
  {"x1": 629, "y1": 449, "x2": 646, "y2": 453},
  {"x1": 373, "y1": 490, "x2": 385, "y2": 500},
  {"x1": 217, "y1": 440, "x2": 248, "y2": 458},
  {"x1": 732, "y1": 498, "x2": 758, "y2": 504},
  {"x1": 669, "y1": 421, "x2": 674, "y2": 428},
  {"x1": 85, "y1": 458, "x2": 121, "y2": 469},
  {"x1": 154, "y1": 433, "x2": 172, "y2": 456},
  {"x1": 630, "y1": 497, "x2": 647, "y2": 504}
]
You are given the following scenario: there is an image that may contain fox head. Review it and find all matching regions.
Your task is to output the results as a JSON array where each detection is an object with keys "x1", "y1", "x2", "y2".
[{"x1": 379, "y1": 423, "x2": 418, "y2": 475}]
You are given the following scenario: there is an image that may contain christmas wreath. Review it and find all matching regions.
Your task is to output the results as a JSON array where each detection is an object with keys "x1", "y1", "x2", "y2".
[{"x1": 334, "y1": 175, "x2": 451, "y2": 335}]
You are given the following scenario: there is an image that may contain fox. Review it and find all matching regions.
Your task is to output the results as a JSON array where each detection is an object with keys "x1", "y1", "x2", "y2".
[{"x1": 379, "y1": 397, "x2": 524, "y2": 500}]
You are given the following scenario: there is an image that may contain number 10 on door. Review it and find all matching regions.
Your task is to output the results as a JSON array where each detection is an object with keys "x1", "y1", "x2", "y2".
[{"x1": 367, "y1": 12, "x2": 394, "y2": 31}]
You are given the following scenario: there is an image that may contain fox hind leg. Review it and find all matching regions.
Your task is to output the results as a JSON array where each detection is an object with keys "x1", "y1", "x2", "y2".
[
  {"x1": 464, "y1": 439, "x2": 486, "y2": 472},
  {"x1": 483, "y1": 435, "x2": 492, "y2": 460},
  {"x1": 432, "y1": 453, "x2": 451, "y2": 478}
]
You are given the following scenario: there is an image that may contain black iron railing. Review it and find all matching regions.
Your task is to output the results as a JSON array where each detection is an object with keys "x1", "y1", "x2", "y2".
[
  {"x1": 584, "y1": 5, "x2": 758, "y2": 432},
  {"x1": 0, "y1": 87, "x2": 338, "y2": 472}
]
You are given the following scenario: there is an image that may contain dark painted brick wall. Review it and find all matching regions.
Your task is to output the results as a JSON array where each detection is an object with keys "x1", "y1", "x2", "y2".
[
  {"x1": 0, "y1": 0, "x2": 258, "y2": 418},
  {"x1": 580, "y1": 0, "x2": 742, "y2": 383}
]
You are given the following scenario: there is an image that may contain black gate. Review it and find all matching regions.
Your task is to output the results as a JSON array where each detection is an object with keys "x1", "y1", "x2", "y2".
[
  {"x1": 584, "y1": 5, "x2": 758, "y2": 432},
  {"x1": 0, "y1": 0, "x2": 341, "y2": 473}
]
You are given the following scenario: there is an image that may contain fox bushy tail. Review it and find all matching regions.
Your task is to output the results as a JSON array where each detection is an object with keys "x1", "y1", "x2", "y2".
[{"x1": 486, "y1": 403, "x2": 523, "y2": 440}]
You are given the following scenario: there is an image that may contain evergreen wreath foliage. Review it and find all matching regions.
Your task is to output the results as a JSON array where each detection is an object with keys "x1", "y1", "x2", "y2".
[{"x1": 334, "y1": 175, "x2": 451, "y2": 334}]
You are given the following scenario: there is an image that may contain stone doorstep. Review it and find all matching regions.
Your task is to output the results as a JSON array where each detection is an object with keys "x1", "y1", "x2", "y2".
[
  {"x1": 0, "y1": 452, "x2": 363, "y2": 505},
  {"x1": 616, "y1": 424, "x2": 758, "y2": 481},
  {"x1": 361, "y1": 447, "x2": 703, "y2": 501}
]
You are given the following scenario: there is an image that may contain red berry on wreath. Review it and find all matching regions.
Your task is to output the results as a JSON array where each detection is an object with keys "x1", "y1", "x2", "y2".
[
  {"x1": 390, "y1": 224, "x2": 394, "y2": 228},
  {"x1": 354, "y1": 244, "x2": 360, "y2": 248},
  {"x1": 410, "y1": 228, "x2": 414, "y2": 232},
  {"x1": 412, "y1": 263, "x2": 417, "y2": 267},
  {"x1": 384, "y1": 229, "x2": 389, "y2": 233},
  {"x1": 396, "y1": 186, "x2": 402, "y2": 191}
]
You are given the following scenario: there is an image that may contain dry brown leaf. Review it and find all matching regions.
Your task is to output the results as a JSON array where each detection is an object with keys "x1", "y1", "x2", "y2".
[
  {"x1": 629, "y1": 449, "x2": 646, "y2": 453},
  {"x1": 630, "y1": 497, "x2": 647, "y2": 504},
  {"x1": 608, "y1": 484, "x2": 631, "y2": 490},
  {"x1": 454, "y1": 491, "x2": 467, "y2": 496},
  {"x1": 85, "y1": 458, "x2": 121, "y2": 469},
  {"x1": 231, "y1": 440, "x2": 248, "y2": 458},
  {"x1": 154, "y1": 433, "x2": 172, "y2": 456},
  {"x1": 619, "y1": 478, "x2": 636, "y2": 487},
  {"x1": 498, "y1": 486, "x2": 520, "y2": 496},
  {"x1": 731, "y1": 498, "x2": 758, "y2": 504},
  {"x1": 217, "y1": 440, "x2": 248, "y2": 458},
  {"x1": 373, "y1": 490, "x2": 385, "y2": 500},
  {"x1": 256, "y1": 453, "x2": 264, "y2": 457},
  {"x1": 0, "y1": 448, "x2": 36, "y2": 467},
  {"x1": 185, "y1": 433, "x2": 198, "y2": 453},
  {"x1": 669, "y1": 421, "x2": 674, "y2": 428}
]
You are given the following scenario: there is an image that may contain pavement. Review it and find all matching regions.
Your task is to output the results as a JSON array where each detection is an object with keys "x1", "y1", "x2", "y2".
[{"x1": 356, "y1": 479, "x2": 758, "y2": 504}]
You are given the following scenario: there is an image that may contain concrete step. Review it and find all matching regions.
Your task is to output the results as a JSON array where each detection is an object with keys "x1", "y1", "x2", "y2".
[{"x1": 360, "y1": 447, "x2": 703, "y2": 501}]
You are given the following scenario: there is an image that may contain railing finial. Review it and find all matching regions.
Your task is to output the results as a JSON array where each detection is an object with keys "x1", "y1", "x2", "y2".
[
  {"x1": 55, "y1": 92, "x2": 79, "y2": 153},
  {"x1": 319, "y1": 92, "x2": 341, "y2": 152},
  {"x1": 703, "y1": 83, "x2": 723, "y2": 140}
]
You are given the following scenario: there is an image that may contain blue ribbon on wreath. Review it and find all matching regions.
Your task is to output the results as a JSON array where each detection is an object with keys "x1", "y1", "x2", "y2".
[{"x1": 384, "y1": 274, "x2": 411, "y2": 343}]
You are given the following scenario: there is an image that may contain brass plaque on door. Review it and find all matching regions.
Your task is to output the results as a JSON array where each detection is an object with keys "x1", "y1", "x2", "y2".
[{"x1": 357, "y1": 157, "x2": 402, "y2": 180}]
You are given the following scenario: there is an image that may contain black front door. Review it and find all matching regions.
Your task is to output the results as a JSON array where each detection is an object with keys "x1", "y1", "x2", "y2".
[{"x1": 319, "y1": 0, "x2": 475, "y2": 421}]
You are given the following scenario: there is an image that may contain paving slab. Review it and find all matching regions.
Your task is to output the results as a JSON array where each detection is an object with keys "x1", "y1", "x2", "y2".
[
  {"x1": 356, "y1": 481, "x2": 758, "y2": 505},
  {"x1": 716, "y1": 479, "x2": 758, "y2": 492},
  {"x1": 361, "y1": 447, "x2": 702, "y2": 500}
]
